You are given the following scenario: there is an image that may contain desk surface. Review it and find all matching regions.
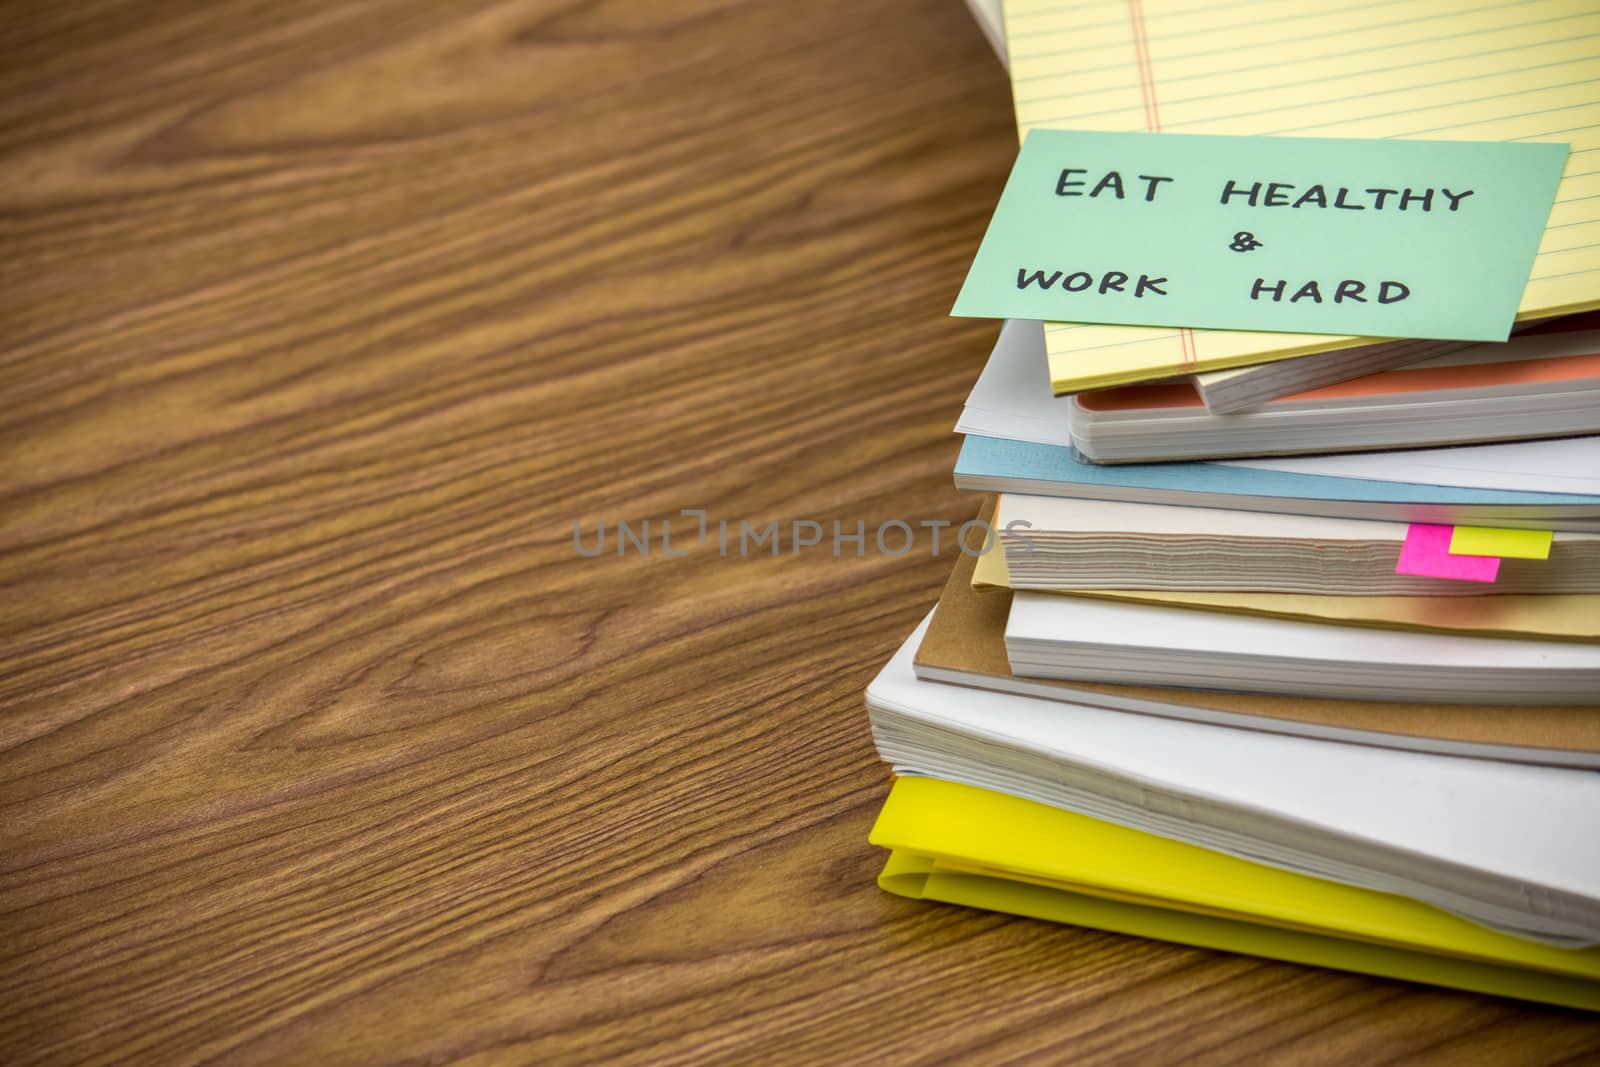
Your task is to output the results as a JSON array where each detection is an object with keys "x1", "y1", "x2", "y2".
[{"x1": 2, "y1": 1, "x2": 1596, "y2": 1062}]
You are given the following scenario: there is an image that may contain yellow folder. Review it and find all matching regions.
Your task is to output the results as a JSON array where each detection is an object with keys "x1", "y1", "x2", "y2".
[{"x1": 870, "y1": 776, "x2": 1600, "y2": 1009}]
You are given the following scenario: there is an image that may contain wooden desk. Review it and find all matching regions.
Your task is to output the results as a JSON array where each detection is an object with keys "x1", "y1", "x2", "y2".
[{"x1": 2, "y1": 1, "x2": 1595, "y2": 1061}]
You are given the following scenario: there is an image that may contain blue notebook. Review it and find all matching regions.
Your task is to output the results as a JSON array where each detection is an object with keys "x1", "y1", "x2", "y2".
[{"x1": 955, "y1": 435, "x2": 1600, "y2": 529}]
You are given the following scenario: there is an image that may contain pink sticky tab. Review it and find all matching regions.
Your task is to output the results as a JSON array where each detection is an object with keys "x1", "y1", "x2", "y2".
[{"x1": 1396, "y1": 523, "x2": 1500, "y2": 582}]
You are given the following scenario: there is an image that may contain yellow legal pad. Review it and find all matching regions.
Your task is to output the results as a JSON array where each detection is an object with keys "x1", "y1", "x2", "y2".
[
  {"x1": 870, "y1": 776, "x2": 1600, "y2": 1009},
  {"x1": 1002, "y1": 0, "x2": 1600, "y2": 391}
]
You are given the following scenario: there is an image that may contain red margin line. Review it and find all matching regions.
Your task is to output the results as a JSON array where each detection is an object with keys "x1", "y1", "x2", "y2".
[
  {"x1": 1127, "y1": 0, "x2": 1197, "y2": 371},
  {"x1": 1127, "y1": 0, "x2": 1162, "y2": 133}
]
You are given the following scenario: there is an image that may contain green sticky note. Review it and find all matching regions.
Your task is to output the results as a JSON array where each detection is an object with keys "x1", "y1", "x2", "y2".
[
  {"x1": 952, "y1": 129, "x2": 1568, "y2": 342},
  {"x1": 1449, "y1": 526, "x2": 1553, "y2": 560}
]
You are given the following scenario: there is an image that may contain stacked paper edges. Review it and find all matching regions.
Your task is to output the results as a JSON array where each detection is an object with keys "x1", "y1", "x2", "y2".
[{"x1": 867, "y1": 0, "x2": 1600, "y2": 1008}]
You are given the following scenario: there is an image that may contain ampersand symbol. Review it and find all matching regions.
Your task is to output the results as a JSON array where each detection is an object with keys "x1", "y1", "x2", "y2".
[{"x1": 1229, "y1": 231, "x2": 1263, "y2": 252}]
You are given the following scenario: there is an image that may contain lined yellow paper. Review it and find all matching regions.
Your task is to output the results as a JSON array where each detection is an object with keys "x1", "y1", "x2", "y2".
[
  {"x1": 1451, "y1": 525, "x2": 1556, "y2": 559},
  {"x1": 1001, "y1": 0, "x2": 1600, "y2": 392}
]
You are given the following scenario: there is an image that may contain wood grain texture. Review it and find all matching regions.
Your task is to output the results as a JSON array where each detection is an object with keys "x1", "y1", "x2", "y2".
[{"x1": 0, "y1": 0, "x2": 1595, "y2": 1062}]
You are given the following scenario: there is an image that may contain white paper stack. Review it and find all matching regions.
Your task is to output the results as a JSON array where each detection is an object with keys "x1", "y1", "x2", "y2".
[
  {"x1": 1003, "y1": 591, "x2": 1600, "y2": 705},
  {"x1": 995, "y1": 494, "x2": 1600, "y2": 595},
  {"x1": 871, "y1": 615, "x2": 1600, "y2": 946}
]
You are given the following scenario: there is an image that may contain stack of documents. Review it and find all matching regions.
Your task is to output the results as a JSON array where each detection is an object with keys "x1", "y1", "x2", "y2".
[{"x1": 861, "y1": 0, "x2": 1600, "y2": 1008}]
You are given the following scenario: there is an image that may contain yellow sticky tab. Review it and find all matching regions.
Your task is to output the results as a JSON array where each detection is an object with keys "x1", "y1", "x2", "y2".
[{"x1": 1449, "y1": 527, "x2": 1553, "y2": 560}]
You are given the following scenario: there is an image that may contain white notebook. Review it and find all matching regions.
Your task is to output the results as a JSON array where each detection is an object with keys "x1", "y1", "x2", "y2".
[
  {"x1": 1231, "y1": 437, "x2": 1600, "y2": 497},
  {"x1": 1004, "y1": 590, "x2": 1600, "y2": 705},
  {"x1": 872, "y1": 614, "x2": 1600, "y2": 945}
]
